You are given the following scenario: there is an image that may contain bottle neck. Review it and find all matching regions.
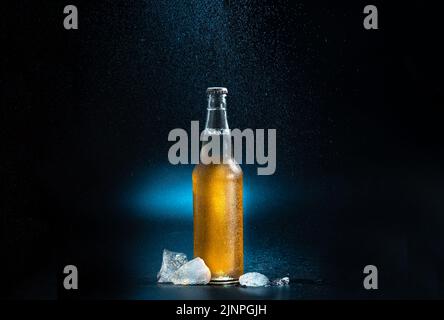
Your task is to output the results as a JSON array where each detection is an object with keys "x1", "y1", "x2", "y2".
[
  {"x1": 205, "y1": 93, "x2": 229, "y2": 132},
  {"x1": 201, "y1": 92, "x2": 232, "y2": 163}
]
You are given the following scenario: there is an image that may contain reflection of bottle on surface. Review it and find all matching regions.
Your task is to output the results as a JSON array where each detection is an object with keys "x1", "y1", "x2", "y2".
[{"x1": 193, "y1": 87, "x2": 243, "y2": 284}]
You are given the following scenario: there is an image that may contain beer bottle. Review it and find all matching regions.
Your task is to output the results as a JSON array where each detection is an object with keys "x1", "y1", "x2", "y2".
[{"x1": 192, "y1": 87, "x2": 243, "y2": 284}]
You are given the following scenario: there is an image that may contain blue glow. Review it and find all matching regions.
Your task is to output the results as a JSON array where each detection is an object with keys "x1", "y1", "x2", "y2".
[
  {"x1": 123, "y1": 166, "x2": 192, "y2": 218},
  {"x1": 122, "y1": 165, "x2": 296, "y2": 220}
]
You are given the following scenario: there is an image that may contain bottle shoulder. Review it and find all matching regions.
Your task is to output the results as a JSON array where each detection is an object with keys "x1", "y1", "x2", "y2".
[{"x1": 192, "y1": 161, "x2": 242, "y2": 180}]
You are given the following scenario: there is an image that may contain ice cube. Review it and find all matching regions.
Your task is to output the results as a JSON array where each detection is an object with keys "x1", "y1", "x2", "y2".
[
  {"x1": 157, "y1": 249, "x2": 188, "y2": 283},
  {"x1": 239, "y1": 272, "x2": 269, "y2": 287},
  {"x1": 170, "y1": 257, "x2": 211, "y2": 285},
  {"x1": 271, "y1": 276, "x2": 290, "y2": 286}
]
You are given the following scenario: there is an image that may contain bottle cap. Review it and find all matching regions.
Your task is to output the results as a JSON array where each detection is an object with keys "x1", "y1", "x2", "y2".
[{"x1": 206, "y1": 87, "x2": 228, "y2": 95}]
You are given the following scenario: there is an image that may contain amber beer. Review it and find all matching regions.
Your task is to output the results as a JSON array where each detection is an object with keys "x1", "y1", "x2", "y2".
[{"x1": 193, "y1": 87, "x2": 243, "y2": 284}]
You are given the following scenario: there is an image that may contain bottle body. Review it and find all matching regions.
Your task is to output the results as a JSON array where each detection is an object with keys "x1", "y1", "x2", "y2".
[{"x1": 193, "y1": 160, "x2": 243, "y2": 283}]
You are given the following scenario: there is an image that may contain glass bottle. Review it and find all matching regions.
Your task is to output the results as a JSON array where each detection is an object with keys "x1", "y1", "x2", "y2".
[{"x1": 192, "y1": 87, "x2": 243, "y2": 284}]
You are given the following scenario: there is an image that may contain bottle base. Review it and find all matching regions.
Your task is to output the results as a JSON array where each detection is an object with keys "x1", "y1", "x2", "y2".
[{"x1": 209, "y1": 278, "x2": 239, "y2": 286}]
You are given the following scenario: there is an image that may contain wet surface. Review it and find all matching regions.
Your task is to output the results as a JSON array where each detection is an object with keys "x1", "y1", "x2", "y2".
[{"x1": 131, "y1": 283, "x2": 330, "y2": 300}]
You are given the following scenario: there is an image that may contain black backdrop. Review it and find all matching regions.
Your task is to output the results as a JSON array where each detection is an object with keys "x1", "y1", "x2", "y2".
[{"x1": 1, "y1": 0, "x2": 443, "y2": 299}]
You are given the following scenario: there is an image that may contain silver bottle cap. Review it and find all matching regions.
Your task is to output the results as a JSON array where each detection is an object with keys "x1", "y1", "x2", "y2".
[{"x1": 206, "y1": 87, "x2": 228, "y2": 95}]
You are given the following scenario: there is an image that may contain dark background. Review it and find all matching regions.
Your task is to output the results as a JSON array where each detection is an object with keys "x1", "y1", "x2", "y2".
[{"x1": 1, "y1": 0, "x2": 443, "y2": 299}]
